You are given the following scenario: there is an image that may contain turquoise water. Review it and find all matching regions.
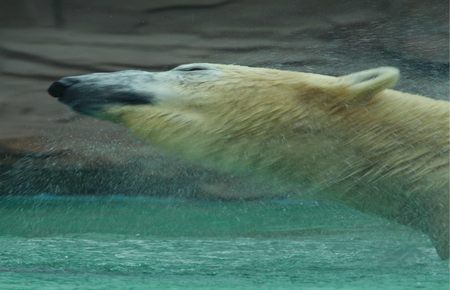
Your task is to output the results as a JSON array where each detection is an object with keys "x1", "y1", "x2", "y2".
[{"x1": 0, "y1": 195, "x2": 448, "y2": 289}]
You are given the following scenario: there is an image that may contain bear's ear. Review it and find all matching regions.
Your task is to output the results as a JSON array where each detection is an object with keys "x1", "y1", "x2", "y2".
[{"x1": 335, "y1": 67, "x2": 399, "y2": 105}]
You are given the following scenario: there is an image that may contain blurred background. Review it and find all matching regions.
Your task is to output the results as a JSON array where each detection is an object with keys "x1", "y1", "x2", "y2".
[{"x1": 0, "y1": 0, "x2": 448, "y2": 197}]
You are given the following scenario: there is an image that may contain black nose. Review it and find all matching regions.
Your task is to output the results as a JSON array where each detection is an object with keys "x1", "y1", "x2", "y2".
[{"x1": 48, "y1": 78, "x2": 79, "y2": 98}]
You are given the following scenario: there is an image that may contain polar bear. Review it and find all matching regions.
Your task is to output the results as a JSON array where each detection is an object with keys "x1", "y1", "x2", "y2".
[{"x1": 48, "y1": 63, "x2": 449, "y2": 259}]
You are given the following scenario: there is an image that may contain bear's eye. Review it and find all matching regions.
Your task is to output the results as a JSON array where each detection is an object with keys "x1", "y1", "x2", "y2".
[{"x1": 173, "y1": 65, "x2": 210, "y2": 72}]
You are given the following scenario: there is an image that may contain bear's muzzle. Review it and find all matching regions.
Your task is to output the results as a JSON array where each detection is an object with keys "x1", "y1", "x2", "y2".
[
  {"x1": 48, "y1": 77, "x2": 80, "y2": 99},
  {"x1": 48, "y1": 70, "x2": 155, "y2": 115}
]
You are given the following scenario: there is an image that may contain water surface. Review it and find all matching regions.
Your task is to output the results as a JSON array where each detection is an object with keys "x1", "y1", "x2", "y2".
[{"x1": 0, "y1": 195, "x2": 448, "y2": 289}]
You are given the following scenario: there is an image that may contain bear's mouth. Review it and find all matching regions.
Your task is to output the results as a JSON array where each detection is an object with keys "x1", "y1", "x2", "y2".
[{"x1": 48, "y1": 76, "x2": 154, "y2": 114}]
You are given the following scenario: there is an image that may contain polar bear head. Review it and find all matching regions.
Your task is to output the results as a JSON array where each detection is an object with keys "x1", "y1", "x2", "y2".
[{"x1": 48, "y1": 63, "x2": 399, "y2": 168}]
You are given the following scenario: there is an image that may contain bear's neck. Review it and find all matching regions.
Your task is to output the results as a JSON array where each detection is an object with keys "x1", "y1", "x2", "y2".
[
  {"x1": 328, "y1": 89, "x2": 448, "y2": 194},
  {"x1": 322, "y1": 89, "x2": 449, "y2": 258}
]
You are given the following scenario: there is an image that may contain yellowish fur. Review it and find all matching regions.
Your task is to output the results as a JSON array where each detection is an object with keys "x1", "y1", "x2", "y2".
[{"x1": 101, "y1": 64, "x2": 449, "y2": 258}]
